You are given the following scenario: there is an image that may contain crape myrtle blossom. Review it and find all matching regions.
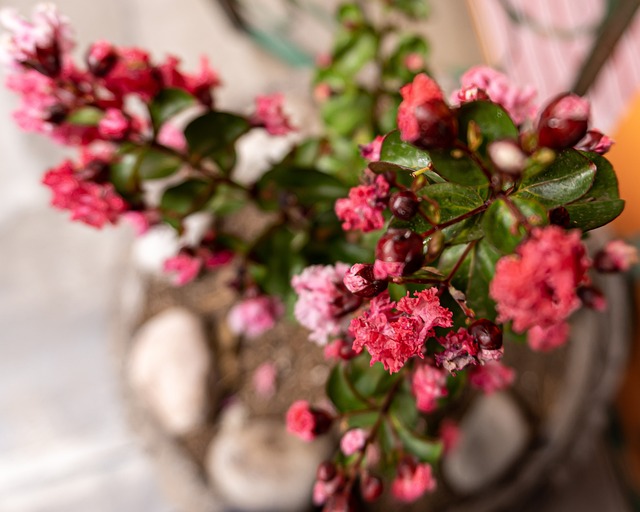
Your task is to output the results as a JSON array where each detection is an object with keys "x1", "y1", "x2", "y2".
[
  {"x1": 349, "y1": 288, "x2": 453, "y2": 373},
  {"x1": 489, "y1": 226, "x2": 591, "y2": 351},
  {"x1": 595, "y1": 239, "x2": 639, "y2": 273},
  {"x1": 451, "y1": 65, "x2": 537, "y2": 125},
  {"x1": 340, "y1": 428, "x2": 367, "y2": 456},
  {"x1": 397, "y1": 72, "x2": 444, "y2": 142},
  {"x1": 163, "y1": 245, "x2": 233, "y2": 286},
  {"x1": 359, "y1": 135, "x2": 384, "y2": 162},
  {"x1": 292, "y1": 263, "x2": 361, "y2": 345},
  {"x1": 286, "y1": 400, "x2": 332, "y2": 442},
  {"x1": 335, "y1": 170, "x2": 390, "y2": 233},
  {"x1": 469, "y1": 361, "x2": 515, "y2": 394},
  {"x1": 391, "y1": 457, "x2": 437, "y2": 502},
  {"x1": 250, "y1": 93, "x2": 294, "y2": 135},
  {"x1": 227, "y1": 295, "x2": 284, "y2": 339},
  {"x1": 411, "y1": 362, "x2": 448, "y2": 413}
]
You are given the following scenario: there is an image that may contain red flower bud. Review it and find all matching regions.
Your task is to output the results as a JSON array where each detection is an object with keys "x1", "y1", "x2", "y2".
[
  {"x1": 317, "y1": 461, "x2": 338, "y2": 482},
  {"x1": 360, "y1": 474, "x2": 384, "y2": 502},
  {"x1": 537, "y1": 93, "x2": 590, "y2": 149},
  {"x1": 86, "y1": 41, "x2": 119, "y2": 78},
  {"x1": 577, "y1": 285, "x2": 607, "y2": 312},
  {"x1": 343, "y1": 263, "x2": 388, "y2": 298},
  {"x1": 549, "y1": 206, "x2": 571, "y2": 228},
  {"x1": 390, "y1": 190, "x2": 420, "y2": 220},
  {"x1": 411, "y1": 99, "x2": 458, "y2": 149},
  {"x1": 374, "y1": 228, "x2": 424, "y2": 279},
  {"x1": 469, "y1": 319, "x2": 503, "y2": 350}
]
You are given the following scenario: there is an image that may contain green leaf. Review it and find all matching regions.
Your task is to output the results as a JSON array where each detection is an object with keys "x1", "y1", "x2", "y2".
[
  {"x1": 321, "y1": 88, "x2": 374, "y2": 138},
  {"x1": 429, "y1": 148, "x2": 488, "y2": 187},
  {"x1": 389, "y1": 383, "x2": 419, "y2": 429},
  {"x1": 379, "y1": 130, "x2": 432, "y2": 170},
  {"x1": 331, "y1": 27, "x2": 378, "y2": 79},
  {"x1": 112, "y1": 146, "x2": 182, "y2": 193},
  {"x1": 149, "y1": 88, "x2": 196, "y2": 130},
  {"x1": 384, "y1": 35, "x2": 429, "y2": 82},
  {"x1": 349, "y1": 354, "x2": 397, "y2": 399},
  {"x1": 515, "y1": 149, "x2": 596, "y2": 208},
  {"x1": 326, "y1": 364, "x2": 371, "y2": 413},
  {"x1": 257, "y1": 165, "x2": 348, "y2": 210},
  {"x1": 67, "y1": 106, "x2": 103, "y2": 126},
  {"x1": 184, "y1": 111, "x2": 251, "y2": 173},
  {"x1": 137, "y1": 148, "x2": 183, "y2": 180},
  {"x1": 565, "y1": 152, "x2": 624, "y2": 231},
  {"x1": 205, "y1": 183, "x2": 246, "y2": 216},
  {"x1": 457, "y1": 101, "x2": 518, "y2": 149},
  {"x1": 160, "y1": 179, "x2": 211, "y2": 216},
  {"x1": 391, "y1": 417, "x2": 443, "y2": 464},
  {"x1": 482, "y1": 197, "x2": 547, "y2": 253},
  {"x1": 388, "y1": 0, "x2": 430, "y2": 18},
  {"x1": 369, "y1": 160, "x2": 445, "y2": 185},
  {"x1": 347, "y1": 411, "x2": 379, "y2": 429}
]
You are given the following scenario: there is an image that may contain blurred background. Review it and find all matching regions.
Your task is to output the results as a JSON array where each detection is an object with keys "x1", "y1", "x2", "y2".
[{"x1": 0, "y1": 0, "x2": 639, "y2": 511}]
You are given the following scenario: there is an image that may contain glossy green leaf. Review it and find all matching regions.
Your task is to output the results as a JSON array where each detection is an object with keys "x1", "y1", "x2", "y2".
[
  {"x1": 160, "y1": 179, "x2": 211, "y2": 216},
  {"x1": 391, "y1": 416, "x2": 443, "y2": 464},
  {"x1": 326, "y1": 364, "x2": 371, "y2": 413},
  {"x1": 515, "y1": 149, "x2": 596, "y2": 208},
  {"x1": 457, "y1": 101, "x2": 518, "y2": 149},
  {"x1": 137, "y1": 149, "x2": 183, "y2": 180},
  {"x1": 429, "y1": 148, "x2": 488, "y2": 186},
  {"x1": 379, "y1": 130, "x2": 432, "y2": 170},
  {"x1": 184, "y1": 111, "x2": 250, "y2": 173},
  {"x1": 369, "y1": 160, "x2": 445, "y2": 185},
  {"x1": 565, "y1": 152, "x2": 624, "y2": 231},
  {"x1": 482, "y1": 197, "x2": 548, "y2": 253},
  {"x1": 149, "y1": 88, "x2": 195, "y2": 130}
]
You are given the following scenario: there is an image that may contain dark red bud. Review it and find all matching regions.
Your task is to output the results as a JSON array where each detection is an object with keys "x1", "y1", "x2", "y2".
[
  {"x1": 469, "y1": 319, "x2": 503, "y2": 350},
  {"x1": 77, "y1": 159, "x2": 111, "y2": 183},
  {"x1": 549, "y1": 206, "x2": 571, "y2": 228},
  {"x1": 537, "y1": 93, "x2": 590, "y2": 150},
  {"x1": 343, "y1": 264, "x2": 388, "y2": 298},
  {"x1": 317, "y1": 461, "x2": 338, "y2": 482},
  {"x1": 311, "y1": 409, "x2": 334, "y2": 437},
  {"x1": 578, "y1": 285, "x2": 607, "y2": 311},
  {"x1": 44, "y1": 103, "x2": 68, "y2": 125},
  {"x1": 397, "y1": 455, "x2": 418, "y2": 478},
  {"x1": 412, "y1": 99, "x2": 458, "y2": 149},
  {"x1": 375, "y1": 229, "x2": 424, "y2": 276},
  {"x1": 360, "y1": 474, "x2": 383, "y2": 502},
  {"x1": 390, "y1": 190, "x2": 419, "y2": 220}
]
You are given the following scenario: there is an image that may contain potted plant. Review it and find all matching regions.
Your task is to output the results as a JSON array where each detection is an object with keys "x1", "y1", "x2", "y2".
[{"x1": 1, "y1": 2, "x2": 636, "y2": 511}]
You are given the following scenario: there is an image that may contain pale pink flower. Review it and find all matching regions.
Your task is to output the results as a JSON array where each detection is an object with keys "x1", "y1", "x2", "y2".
[
  {"x1": 251, "y1": 93, "x2": 294, "y2": 135},
  {"x1": 252, "y1": 362, "x2": 278, "y2": 398},
  {"x1": 350, "y1": 289, "x2": 453, "y2": 373},
  {"x1": 227, "y1": 295, "x2": 284, "y2": 339},
  {"x1": 576, "y1": 129, "x2": 614, "y2": 154},
  {"x1": 404, "y1": 52, "x2": 424, "y2": 72},
  {"x1": 527, "y1": 322, "x2": 569, "y2": 352},
  {"x1": 0, "y1": 4, "x2": 74, "y2": 75},
  {"x1": 391, "y1": 460, "x2": 436, "y2": 502},
  {"x1": 490, "y1": 226, "x2": 590, "y2": 334},
  {"x1": 397, "y1": 73, "x2": 444, "y2": 142},
  {"x1": 335, "y1": 172, "x2": 389, "y2": 233},
  {"x1": 595, "y1": 239, "x2": 639, "y2": 273},
  {"x1": 98, "y1": 108, "x2": 130, "y2": 140},
  {"x1": 451, "y1": 66, "x2": 537, "y2": 125},
  {"x1": 292, "y1": 263, "x2": 361, "y2": 345},
  {"x1": 340, "y1": 428, "x2": 367, "y2": 456},
  {"x1": 163, "y1": 252, "x2": 202, "y2": 286},
  {"x1": 411, "y1": 362, "x2": 448, "y2": 413},
  {"x1": 469, "y1": 361, "x2": 515, "y2": 394},
  {"x1": 157, "y1": 122, "x2": 187, "y2": 152}
]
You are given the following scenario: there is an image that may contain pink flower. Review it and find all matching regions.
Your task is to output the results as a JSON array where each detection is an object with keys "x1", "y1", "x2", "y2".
[
  {"x1": 123, "y1": 210, "x2": 160, "y2": 236},
  {"x1": 252, "y1": 362, "x2": 278, "y2": 398},
  {"x1": 595, "y1": 239, "x2": 639, "y2": 273},
  {"x1": 251, "y1": 93, "x2": 294, "y2": 135},
  {"x1": 350, "y1": 289, "x2": 453, "y2": 373},
  {"x1": 86, "y1": 40, "x2": 117, "y2": 77},
  {"x1": 343, "y1": 263, "x2": 387, "y2": 298},
  {"x1": 490, "y1": 226, "x2": 590, "y2": 335},
  {"x1": 292, "y1": 263, "x2": 361, "y2": 345},
  {"x1": 435, "y1": 328, "x2": 478, "y2": 374},
  {"x1": 227, "y1": 295, "x2": 284, "y2": 339},
  {"x1": 340, "y1": 428, "x2": 367, "y2": 456},
  {"x1": 391, "y1": 459, "x2": 436, "y2": 502},
  {"x1": 527, "y1": 322, "x2": 569, "y2": 352},
  {"x1": 163, "y1": 251, "x2": 202, "y2": 286},
  {"x1": 411, "y1": 362, "x2": 448, "y2": 413},
  {"x1": 359, "y1": 135, "x2": 384, "y2": 162},
  {"x1": 451, "y1": 66, "x2": 537, "y2": 125},
  {"x1": 158, "y1": 55, "x2": 220, "y2": 105},
  {"x1": 0, "y1": 4, "x2": 74, "y2": 76},
  {"x1": 42, "y1": 159, "x2": 127, "y2": 228},
  {"x1": 335, "y1": 172, "x2": 390, "y2": 233},
  {"x1": 98, "y1": 108, "x2": 130, "y2": 140},
  {"x1": 440, "y1": 419, "x2": 460, "y2": 454},
  {"x1": 157, "y1": 122, "x2": 187, "y2": 152},
  {"x1": 204, "y1": 249, "x2": 234, "y2": 269},
  {"x1": 286, "y1": 400, "x2": 332, "y2": 442},
  {"x1": 404, "y1": 53, "x2": 424, "y2": 72},
  {"x1": 469, "y1": 361, "x2": 515, "y2": 394},
  {"x1": 323, "y1": 338, "x2": 351, "y2": 361},
  {"x1": 103, "y1": 47, "x2": 160, "y2": 101},
  {"x1": 397, "y1": 73, "x2": 444, "y2": 142},
  {"x1": 576, "y1": 129, "x2": 614, "y2": 154}
]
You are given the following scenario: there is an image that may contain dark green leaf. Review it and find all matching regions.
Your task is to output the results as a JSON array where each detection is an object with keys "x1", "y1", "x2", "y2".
[
  {"x1": 389, "y1": 383, "x2": 419, "y2": 429},
  {"x1": 67, "y1": 106, "x2": 103, "y2": 126},
  {"x1": 429, "y1": 148, "x2": 488, "y2": 186},
  {"x1": 369, "y1": 160, "x2": 445, "y2": 184},
  {"x1": 349, "y1": 354, "x2": 397, "y2": 399},
  {"x1": 347, "y1": 411, "x2": 379, "y2": 429},
  {"x1": 205, "y1": 183, "x2": 246, "y2": 216},
  {"x1": 160, "y1": 179, "x2": 211, "y2": 216},
  {"x1": 379, "y1": 130, "x2": 432, "y2": 170},
  {"x1": 149, "y1": 88, "x2": 196, "y2": 130},
  {"x1": 137, "y1": 148, "x2": 182, "y2": 180},
  {"x1": 388, "y1": 0, "x2": 430, "y2": 18},
  {"x1": 321, "y1": 89, "x2": 374, "y2": 138},
  {"x1": 482, "y1": 197, "x2": 547, "y2": 253},
  {"x1": 515, "y1": 149, "x2": 596, "y2": 208},
  {"x1": 326, "y1": 364, "x2": 371, "y2": 413},
  {"x1": 184, "y1": 111, "x2": 250, "y2": 173},
  {"x1": 391, "y1": 417, "x2": 443, "y2": 464},
  {"x1": 331, "y1": 27, "x2": 378, "y2": 78},
  {"x1": 457, "y1": 101, "x2": 518, "y2": 149},
  {"x1": 565, "y1": 152, "x2": 624, "y2": 231}
]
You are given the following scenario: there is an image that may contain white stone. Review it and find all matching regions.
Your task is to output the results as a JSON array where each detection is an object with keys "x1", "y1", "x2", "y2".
[
  {"x1": 443, "y1": 392, "x2": 529, "y2": 493},
  {"x1": 128, "y1": 307, "x2": 212, "y2": 436},
  {"x1": 206, "y1": 403, "x2": 331, "y2": 512}
]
